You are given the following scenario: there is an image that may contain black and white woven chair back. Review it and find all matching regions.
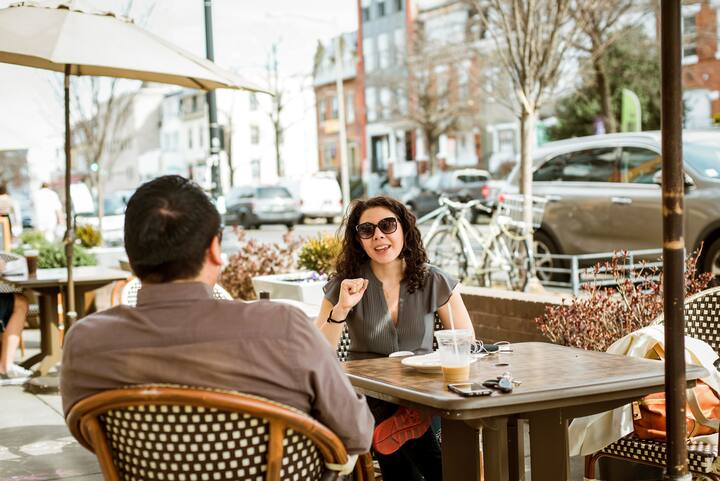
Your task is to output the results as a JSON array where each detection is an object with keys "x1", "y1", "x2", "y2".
[
  {"x1": 683, "y1": 286, "x2": 720, "y2": 353},
  {"x1": 121, "y1": 278, "x2": 233, "y2": 306},
  {"x1": 336, "y1": 314, "x2": 444, "y2": 362},
  {"x1": 100, "y1": 403, "x2": 323, "y2": 481}
]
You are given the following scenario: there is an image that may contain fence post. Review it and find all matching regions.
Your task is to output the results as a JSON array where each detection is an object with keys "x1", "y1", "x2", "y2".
[{"x1": 571, "y1": 256, "x2": 579, "y2": 295}]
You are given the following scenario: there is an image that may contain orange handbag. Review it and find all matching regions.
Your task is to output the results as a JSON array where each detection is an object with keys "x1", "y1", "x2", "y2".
[{"x1": 633, "y1": 380, "x2": 720, "y2": 440}]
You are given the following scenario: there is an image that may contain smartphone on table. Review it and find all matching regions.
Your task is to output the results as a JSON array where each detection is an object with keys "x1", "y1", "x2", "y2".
[{"x1": 447, "y1": 383, "x2": 493, "y2": 397}]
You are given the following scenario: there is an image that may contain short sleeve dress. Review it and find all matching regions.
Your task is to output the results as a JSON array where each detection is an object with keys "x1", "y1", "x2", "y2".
[{"x1": 323, "y1": 263, "x2": 457, "y2": 360}]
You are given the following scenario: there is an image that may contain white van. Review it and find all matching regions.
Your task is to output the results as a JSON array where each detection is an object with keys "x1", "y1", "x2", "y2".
[{"x1": 285, "y1": 174, "x2": 343, "y2": 223}]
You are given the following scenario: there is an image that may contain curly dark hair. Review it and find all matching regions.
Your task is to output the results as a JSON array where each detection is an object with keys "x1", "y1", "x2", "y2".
[{"x1": 334, "y1": 196, "x2": 428, "y2": 293}]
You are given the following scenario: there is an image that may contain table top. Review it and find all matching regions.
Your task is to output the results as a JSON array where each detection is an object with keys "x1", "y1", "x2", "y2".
[
  {"x1": 1, "y1": 266, "x2": 130, "y2": 288},
  {"x1": 342, "y1": 342, "x2": 707, "y2": 419}
]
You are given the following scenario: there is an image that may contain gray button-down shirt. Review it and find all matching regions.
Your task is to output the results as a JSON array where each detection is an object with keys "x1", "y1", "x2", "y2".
[{"x1": 61, "y1": 281, "x2": 373, "y2": 454}]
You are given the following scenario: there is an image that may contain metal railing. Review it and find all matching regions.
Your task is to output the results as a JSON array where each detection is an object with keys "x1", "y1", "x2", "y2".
[{"x1": 537, "y1": 248, "x2": 664, "y2": 295}]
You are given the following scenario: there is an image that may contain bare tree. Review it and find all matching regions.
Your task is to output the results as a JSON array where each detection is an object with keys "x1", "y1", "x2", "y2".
[
  {"x1": 468, "y1": 0, "x2": 581, "y2": 233},
  {"x1": 571, "y1": 0, "x2": 649, "y2": 134},
  {"x1": 405, "y1": 20, "x2": 477, "y2": 174},
  {"x1": 266, "y1": 42, "x2": 288, "y2": 178}
]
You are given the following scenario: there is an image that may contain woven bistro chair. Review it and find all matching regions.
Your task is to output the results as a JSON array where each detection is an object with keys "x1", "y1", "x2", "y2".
[
  {"x1": 67, "y1": 385, "x2": 375, "y2": 481},
  {"x1": 585, "y1": 286, "x2": 720, "y2": 481},
  {"x1": 119, "y1": 277, "x2": 233, "y2": 306}
]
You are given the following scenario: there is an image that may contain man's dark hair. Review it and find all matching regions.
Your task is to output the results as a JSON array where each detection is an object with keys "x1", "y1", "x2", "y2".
[
  {"x1": 0, "y1": 184, "x2": 6, "y2": 195},
  {"x1": 124, "y1": 175, "x2": 221, "y2": 283}
]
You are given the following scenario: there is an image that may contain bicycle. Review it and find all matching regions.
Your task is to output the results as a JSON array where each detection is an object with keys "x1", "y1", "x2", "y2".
[{"x1": 419, "y1": 194, "x2": 547, "y2": 291}]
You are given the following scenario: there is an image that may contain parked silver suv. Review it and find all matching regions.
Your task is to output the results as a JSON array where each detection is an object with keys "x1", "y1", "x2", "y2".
[{"x1": 504, "y1": 131, "x2": 720, "y2": 279}]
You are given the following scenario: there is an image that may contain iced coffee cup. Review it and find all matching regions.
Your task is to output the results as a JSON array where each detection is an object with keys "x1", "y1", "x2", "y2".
[
  {"x1": 25, "y1": 249, "x2": 39, "y2": 277},
  {"x1": 434, "y1": 329, "x2": 474, "y2": 383}
]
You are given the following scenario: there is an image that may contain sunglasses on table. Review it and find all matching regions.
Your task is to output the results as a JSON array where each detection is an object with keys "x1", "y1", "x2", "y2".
[{"x1": 355, "y1": 217, "x2": 398, "y2": 239}]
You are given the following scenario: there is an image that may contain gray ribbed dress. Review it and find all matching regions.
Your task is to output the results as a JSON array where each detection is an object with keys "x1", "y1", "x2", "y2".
[{"x1": 323, "y1": 263, "x2": 457, "y2": 360}]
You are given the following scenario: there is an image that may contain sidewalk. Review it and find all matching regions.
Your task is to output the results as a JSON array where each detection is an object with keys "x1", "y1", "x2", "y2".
[{"x1": 0, "y1": 330, "x2": 101, "y2": 481}]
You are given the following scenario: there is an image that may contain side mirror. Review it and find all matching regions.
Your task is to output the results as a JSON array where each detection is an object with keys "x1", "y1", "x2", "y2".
[{"x1": 651, "y1": 171, "x2": 695, "y2": 189}]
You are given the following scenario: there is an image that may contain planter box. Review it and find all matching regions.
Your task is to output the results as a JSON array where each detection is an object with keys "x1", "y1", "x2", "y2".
[{"x1": 251, "y1": 271, "x2": 325, "y2": 305}]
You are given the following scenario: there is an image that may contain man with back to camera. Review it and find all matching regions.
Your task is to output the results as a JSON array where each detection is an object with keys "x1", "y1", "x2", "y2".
[{"x1": 60, "y1": 175, "x2": 374, "y2": 456}]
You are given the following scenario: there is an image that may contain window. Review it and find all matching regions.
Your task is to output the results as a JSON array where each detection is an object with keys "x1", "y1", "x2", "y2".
[
  {"x1": 331, "y1": 96, "x2": 338, "y2": 119},
  {"x1": 377, "y1": 33, "x2": 390, "y2": 69},
  {"x1": 458, "y1": 63, "x2": 470, "y2": 100},
  {"x1": 394, "y1": 29, "x2": 404, "y2": 63},
  {"x1": 534, "y1": 148, "x2": 620, "y2": 182},
  {"x1": 396, "y1": 88, "x2": 406, "y2": 115},
  {"x1": 361, "y1": 0, "x2": 371, "y2": 22},
  {"x1": 346, "y1": 92, "x2": 355, "y2": 123},
  {"x1": 683, "y1": 13, "x2": 697, "y2": 59},
  {"x1": 250, "y1": 125, "x2": 260, "y2": 145},
  {"x1": 364, "y1": 37, "x2": 376, "y2": 72},
  {"x1": 319, "y1": 98, "x2": 327, "y2": 122},
  {"x1": 191, "y1": 96, "x2": 198, "y2": 113},
  {"x1": 380, "y1": 88, "x2": 392, "y2": 119},
  {"x1": 188, "y1": 128, "x2": 193, "y2": 149},
  {"x1": 198, "y1": 126, "x2": 204, "y2": 149},
  {"x1": 378, "y1": 0, "x2": 386, "y2": 17},
  {"x1": 249, "y1": 93, "x2": 259, "y2": 111},
  {"x1": 323, "y1": 142, "x2": 338, "y2": 169},
  {"x1": 366, "y1": 87, "x2": 377, "y2": 121},
  {"x1": 395, "y1": 0, "x2": 403, "y2": 12},
  {"x1": 257, "y1": 187, "x2": 292, "y2": 199},
  {"x1": 251, "y1": 159, "x2": 261, "y2": 182},
  {"x1": 621, "y1": 147, "x2": 661, "y2": 184}
]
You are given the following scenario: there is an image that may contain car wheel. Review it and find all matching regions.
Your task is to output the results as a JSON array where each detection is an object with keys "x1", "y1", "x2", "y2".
[
  {"x1": 326, "y1": 217, "x2": 335, "y2": 224},
  {"x1": 702, "y1": 237, "x2": 720, "y2": 285},
  {"x1": 285, "y1": 223, "x2": 295, "y2": 230},
  {"x1": 533, "y1": 230, "x2": 566, "y2": 282},
  {"x1": 240, "y1": 214, "x2": 255, "y2": 230}
]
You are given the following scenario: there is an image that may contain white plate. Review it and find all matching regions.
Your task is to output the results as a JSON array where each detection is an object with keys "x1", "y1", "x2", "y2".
[{"x1": 400, "y1": 352, "x2": 478, "y2": 374}]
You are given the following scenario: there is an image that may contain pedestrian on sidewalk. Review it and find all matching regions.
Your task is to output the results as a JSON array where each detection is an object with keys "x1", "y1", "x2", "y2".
[
  {"x1": 32, "y1": 182, "x2": 63, "y2": 242},
  {"x1": 0, "y1": 256, "x2": 30, "y2": 385},
  {"x1": 0, "y1": 184, "x2": 16, "y2": 240}
]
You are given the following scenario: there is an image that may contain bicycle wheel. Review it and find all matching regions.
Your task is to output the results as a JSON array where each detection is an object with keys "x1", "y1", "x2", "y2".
[
  {"x1": 425, "y1": 227, "x2": 469, "y2": 281},
  {"x1": 477, "y1": 233, "x2": 531, "y2": 290}
]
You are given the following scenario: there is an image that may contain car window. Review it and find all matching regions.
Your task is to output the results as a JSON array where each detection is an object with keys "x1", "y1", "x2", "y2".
[
  {"x1": 684, "y1": 142, "x2": 720, "y2": 179},
  {"x1": 533, "y1": 154, "x2": 567, "y2": 181},
  {"x1": 257, "y1": 187, "x2": 292, "y2": 199},
  {"x1": 620, "y1": 147, "x2": 661, "y2": 184},
  {"x1": 562, "y1": 148, "x2": 619, "y2": 182},
  {"x1": 456, "y1": 174, "x2": 488, "y2": 183}
]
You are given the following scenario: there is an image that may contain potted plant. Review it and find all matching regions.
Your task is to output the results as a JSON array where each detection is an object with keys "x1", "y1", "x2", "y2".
[{"x1": 248, "y1": 233, "x2": 341, "y2": 304}]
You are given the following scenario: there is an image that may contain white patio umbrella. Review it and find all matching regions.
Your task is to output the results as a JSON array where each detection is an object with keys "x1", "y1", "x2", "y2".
[{"x1": 0, "y1": 1, "x2": 269, "y2": 323}]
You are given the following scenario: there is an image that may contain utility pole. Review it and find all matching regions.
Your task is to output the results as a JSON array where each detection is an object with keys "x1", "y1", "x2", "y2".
[
  {"x1": 203, "y1": 0, "x2": 221, "y2": 198},
  {"x1": 334, "y1": 35, "x2": 351, "y2": 213}
]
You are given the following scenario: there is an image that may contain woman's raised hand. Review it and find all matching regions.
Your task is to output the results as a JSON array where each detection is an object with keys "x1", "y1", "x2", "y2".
[{"x1": 337, "y1": 278, "x2": 369, "y2": 312}]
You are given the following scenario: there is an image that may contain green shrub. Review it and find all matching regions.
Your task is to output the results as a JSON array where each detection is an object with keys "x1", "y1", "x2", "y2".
[
  {"x1": 19, "y1": 230, "x2": 50, "y2": 249},
  {"x1": 14, "y1": 242, "x2": 97, "y2": 268},
  {"x1": 297, "y1": 234, "x2": 341, "y2": 275},
  {"x1": 76, "y1": 223, "x2": 102, "y2": 248}
]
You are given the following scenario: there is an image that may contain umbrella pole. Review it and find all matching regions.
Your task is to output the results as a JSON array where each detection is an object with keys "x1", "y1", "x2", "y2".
[
  {"x1": 660, "y1": 1, "x2": 689, "y2": 480},
  {"x1": 64, "y1": 65, "x2": 77, "y2": 328}
]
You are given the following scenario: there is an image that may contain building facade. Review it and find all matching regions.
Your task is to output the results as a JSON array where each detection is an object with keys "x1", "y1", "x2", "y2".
[{"x1": 312, "y1": 32, "x2": 364, "y2": 180}]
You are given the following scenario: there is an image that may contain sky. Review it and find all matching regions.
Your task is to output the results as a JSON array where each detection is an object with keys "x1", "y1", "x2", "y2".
[{"x1": 0, "y1": 0, "x2": 357, "y2": 155}]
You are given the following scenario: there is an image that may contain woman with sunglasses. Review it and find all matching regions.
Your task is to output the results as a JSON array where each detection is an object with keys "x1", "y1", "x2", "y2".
[{"x1": 315, "y1": 196, "x2": 474, "y2": 481}]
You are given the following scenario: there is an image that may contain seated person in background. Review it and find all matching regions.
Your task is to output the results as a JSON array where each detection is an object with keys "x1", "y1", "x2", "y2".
[
  {"x1": 61, "y1": 175, "x2": 374, "y2": 455},
  {"x1": 0, "y1": 257, "x2": 30, "y2": 385},
  {"x1": 315, "y1": 196, "x2": 475, "y2": 481}
]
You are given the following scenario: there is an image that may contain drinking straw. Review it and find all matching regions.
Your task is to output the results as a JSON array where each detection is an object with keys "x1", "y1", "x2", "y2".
[{"x1": 448, "y1": 303, "x2": 459, "y2": 357}]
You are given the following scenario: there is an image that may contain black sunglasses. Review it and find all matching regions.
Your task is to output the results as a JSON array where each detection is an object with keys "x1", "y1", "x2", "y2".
[{"x1": 355, "y1": 217, "x2": 398, "y2": 239}]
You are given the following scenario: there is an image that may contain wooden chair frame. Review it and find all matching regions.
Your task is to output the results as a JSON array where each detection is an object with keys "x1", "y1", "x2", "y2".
[{"x1": 67, "y1": 385, "x2": 374, "y2": 481}]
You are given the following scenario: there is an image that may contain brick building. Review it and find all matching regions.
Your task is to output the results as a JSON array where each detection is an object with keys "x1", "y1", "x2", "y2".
[{"x1": 312, "y1": 32, "x2": 364, "y2": 180}]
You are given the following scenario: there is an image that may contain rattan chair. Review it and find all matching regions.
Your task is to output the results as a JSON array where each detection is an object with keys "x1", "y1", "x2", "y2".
[
  {"x1": 585, "y1": 286, "x2": 720, "y2": 481},
  {"x1": 67, "y1": 385, "x2": 374, "y2": 481},
  {"x1": 119, "y1": 277, "x2": 233, "y2": 306}
]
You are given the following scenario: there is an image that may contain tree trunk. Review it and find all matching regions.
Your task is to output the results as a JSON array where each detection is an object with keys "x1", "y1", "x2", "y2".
[
  {"x1": 426, "y1": 131, "x2": 437, "y2": 175},
  {"x1": 594, "y1": 53, "x2": 616, "y2": 133},
  {"x1": 97, "y1": 168, "x2": 104, "y2": 246},
  {"x1": 519, "y1": 107, "x2": 535, "y2": 235},
  {"x1": 275, "y1": 124, "x2": 283, "y2": 178},
  {"x1": 226, "y1": 126, "x2": 235, "y2": 187}
]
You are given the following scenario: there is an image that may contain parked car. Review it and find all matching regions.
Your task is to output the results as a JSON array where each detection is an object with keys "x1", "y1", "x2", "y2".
[
  {"x1": 403, "y1": 168, "x2": 492, "y2": 220},
  {"x1": 501, "y1": 131, "x2": 720, "y2": 280},
  {"x1": 283, "y1": 173, "x2": 343, "y2": 223},
  {"x1": 224, "y1": 185, "x2": 301, "y2": 229},
  {"x1": 74, "y1": 187, "x2": 133, "y2": 246}
]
